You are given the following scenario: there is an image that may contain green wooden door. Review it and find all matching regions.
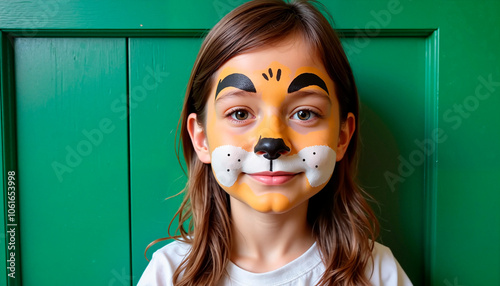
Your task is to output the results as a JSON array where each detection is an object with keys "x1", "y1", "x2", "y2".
[{"x1": 1, "y1": 1, "x2": 499, "y2": 285}]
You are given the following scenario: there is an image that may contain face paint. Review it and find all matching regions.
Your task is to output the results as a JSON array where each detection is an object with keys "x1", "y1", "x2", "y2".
[
  {"x1": 203, "y1": 40, "x2": 342, "y2": 213},
  {"x1": 215, "y1": 73, "x2": 256, "y2": 99},
  {"x1": 287, "y1": 73, "x2": 329, "y2": 94},
  {"x1": 212, "y1": 144, "x2": 336, "y2": 188},
  {"x1": 254, "y1": 137, "x2": 290, "y2": 162}
]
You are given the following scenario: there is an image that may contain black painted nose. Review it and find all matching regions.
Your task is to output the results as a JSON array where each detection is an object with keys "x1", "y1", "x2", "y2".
[{"x1": 254, "y1": 137, "x2": 290, "y2": 160}]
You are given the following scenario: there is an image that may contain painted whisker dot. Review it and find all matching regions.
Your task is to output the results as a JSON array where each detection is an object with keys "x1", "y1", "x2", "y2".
[
  {"x1": 227, "y1": 169, "x2": 230, "y2": 172},
  {"x1": 315, "y1": 165, "x2": 318, "y2": 168},
  {"x1": 313, "y1": 152, "x2": 316, "y2": 155},
  {"x1": 227, "y1": 154, "x2": 230, "y2": 156},
  {"x1": 303, "y1": 159, "x2": 306, "y2": 161}
]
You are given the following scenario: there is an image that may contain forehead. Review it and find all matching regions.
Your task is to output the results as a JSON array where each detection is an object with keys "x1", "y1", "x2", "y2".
[{"x1": 213, "y1": 36, "x2": 329, "y2": 83}]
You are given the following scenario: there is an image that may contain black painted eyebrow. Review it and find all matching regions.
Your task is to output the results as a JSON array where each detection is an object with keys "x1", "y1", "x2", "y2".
[
  {"x1": 215, "y1": 73, "x2": 256, "y2": 99},
  {"x1": 287, "y1": 73, "x2": 329, "y2": 95}
]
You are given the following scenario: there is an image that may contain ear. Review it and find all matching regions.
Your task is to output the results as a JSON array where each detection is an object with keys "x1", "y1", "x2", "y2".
[
  {"x1": 187, "y1": 113, "x2": 211, "y2": 164},
  {"x1": 336, "y1": 112, "x2": 355, "y2": 162}
]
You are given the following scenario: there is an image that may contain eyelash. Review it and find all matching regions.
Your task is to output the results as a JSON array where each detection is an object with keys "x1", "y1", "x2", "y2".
[{"x1": 291, "y1": 108, "x2": 322, "y2": 121}]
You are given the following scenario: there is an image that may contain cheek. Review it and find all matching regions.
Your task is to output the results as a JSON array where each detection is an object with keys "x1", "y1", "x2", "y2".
[
  {"x1": 205, "y1": 112, "x2": 259, "y2": 153},
  {"x1": 211, "y1": 145, "x2": 247, "y2": 187},
  {"x1": 296, "y1": 145, "x2": 337, "y2": 187},
  {"x1": 288, "y1": 114, "x2": 340, "y2": 152},
  {"x1": 289, "y1": 128, "x2": 338, "y2": 152}
]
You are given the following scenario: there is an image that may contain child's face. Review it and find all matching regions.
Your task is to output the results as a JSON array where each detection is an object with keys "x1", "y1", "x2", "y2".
[{"x1": 189, "y1": 34, "x2": 354, "y2": 213}]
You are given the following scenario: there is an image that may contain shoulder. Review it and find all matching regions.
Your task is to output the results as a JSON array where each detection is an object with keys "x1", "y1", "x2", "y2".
[
  {"x1": 367, "y1": 242, "x2": 414, "y2": 286},
  {"x1": 152, "y1": 239, "x2": 192, "y2": 261},
  {"x1": 137, "y1": 240, "x2": 192, "y2": 286}
]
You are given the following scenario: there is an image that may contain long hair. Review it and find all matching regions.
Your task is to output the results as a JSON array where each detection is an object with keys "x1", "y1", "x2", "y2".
[{"x1": 147, "y1": 0, "x2": 379, "y2": 285}]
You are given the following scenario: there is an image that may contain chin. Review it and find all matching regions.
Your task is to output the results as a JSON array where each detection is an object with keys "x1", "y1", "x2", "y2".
[{"x1": 247, "y1": 195, "x2": 314, "y2": 214}]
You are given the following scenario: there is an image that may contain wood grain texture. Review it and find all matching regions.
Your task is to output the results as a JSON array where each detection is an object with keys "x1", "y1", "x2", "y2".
[
  {"x1": 15, "y1": 37, "x2": 129, "y2": 285},
  {"x1": 128, "y1": 37, "x2": 202, "y2": 284},
  {"x1": 348, "y1": 36, "x2": 427, "y2": 285}
]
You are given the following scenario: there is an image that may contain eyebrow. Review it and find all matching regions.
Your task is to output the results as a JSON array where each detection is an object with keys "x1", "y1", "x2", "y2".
[
  {"x1": 287, "y1": 73, "x2": 329, "y2": 95},
  {"x1": 215, "y1": 73, "x2": 256, "y2": 99}
]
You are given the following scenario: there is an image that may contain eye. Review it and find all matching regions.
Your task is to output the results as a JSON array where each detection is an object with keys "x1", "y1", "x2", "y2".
[
  {"x1": 230, "y1": 109, "x2": 249, "y2": 121},
  {"x1": 292, "y1": 109, "x2": 316, "y2": 121},
  {"x1": 296, "y1": 110, "x2": 311, "y2": 120}
]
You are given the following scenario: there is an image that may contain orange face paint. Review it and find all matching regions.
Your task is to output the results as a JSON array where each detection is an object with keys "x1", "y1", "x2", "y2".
[{"x1": 203, "y1": 40, "x2": 341, "y2": 213}]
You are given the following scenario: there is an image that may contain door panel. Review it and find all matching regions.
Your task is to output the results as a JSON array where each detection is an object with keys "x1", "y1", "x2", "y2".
[
  {"x1": 15, "y1": 38, "x2": 130, "y2": 285},
  {"x1": 346, "y1": 36, "x2": 428, "y2": 285},
  {"x1": 128, "y1": 37, "x2": 202, "y2": 284}
]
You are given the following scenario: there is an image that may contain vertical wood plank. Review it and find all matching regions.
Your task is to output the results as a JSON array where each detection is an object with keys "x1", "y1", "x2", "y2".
[
  {"x1": 15, "y1": 38, "x2": 130, "y2": 285},
  {"x1": 1, "y1": 32, "x2": 21, "y2": 286},
  {"x1": 128, "y1": 37, "x2": 201, "y2": 284},
  {"x1": 0, "y1": 31, "x2": 8, "y2": 286},
  {"x1": 430, "y1": 2, "x2": 500, "y2": 285},
  {"x1": 424, "y1": 30, "x2": 439, "y2": 286},
  {"x1": 346, "y1": 36, "x2": 427, "y2": 285},
  {"x1": 1, "y1": 32, "x2": 9, "y2": 286}
]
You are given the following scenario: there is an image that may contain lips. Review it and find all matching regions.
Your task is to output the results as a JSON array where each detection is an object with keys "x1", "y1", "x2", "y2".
[{"x1": 248, "y1": 171, "x2": 297, "y2": 185}]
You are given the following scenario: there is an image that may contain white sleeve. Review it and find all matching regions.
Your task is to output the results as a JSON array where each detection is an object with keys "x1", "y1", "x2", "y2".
[
  {"x1": 137, "y1": 251, "x2": 175, "y2": 286},
  {"x1": 137, "y1": 241, "x2": 190, "y2": 286},
  {"x1": 367, "y1": 242, "x2": 413, "y2": 286}
]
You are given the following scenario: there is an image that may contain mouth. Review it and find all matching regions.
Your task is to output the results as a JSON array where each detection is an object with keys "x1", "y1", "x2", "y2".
[{"x1": 248, "y1": 171, "x2": 298, "y2": 185}]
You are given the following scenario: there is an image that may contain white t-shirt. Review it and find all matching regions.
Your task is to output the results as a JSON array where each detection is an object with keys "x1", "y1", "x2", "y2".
[{"x1": 138, "y1": 240, "x2": 413, "y2": 286}]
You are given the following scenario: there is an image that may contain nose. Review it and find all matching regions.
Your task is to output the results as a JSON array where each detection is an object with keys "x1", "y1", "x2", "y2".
[{"x1": 254, "y1": 137, "x2": 290, "y2": 160}]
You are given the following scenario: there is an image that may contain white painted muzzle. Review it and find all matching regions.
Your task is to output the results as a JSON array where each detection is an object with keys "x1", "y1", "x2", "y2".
[{"x1": 211, "y1": 145, "x2": 336, "y2": 187}]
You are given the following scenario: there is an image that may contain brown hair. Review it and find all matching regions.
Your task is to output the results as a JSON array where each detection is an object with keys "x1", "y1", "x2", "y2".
[{"x1": 147, "y1": 0, "x2": 379, "y2": 285}]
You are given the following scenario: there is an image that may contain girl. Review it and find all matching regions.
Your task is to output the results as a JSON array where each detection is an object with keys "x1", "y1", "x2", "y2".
[{"x1": 138, "y1": 0, "x2": 412, "y2": 285}]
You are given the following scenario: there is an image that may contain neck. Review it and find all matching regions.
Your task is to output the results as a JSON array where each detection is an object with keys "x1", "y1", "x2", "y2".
[{"x1": 229, "y1": 197, "x2": 315, "y2": 273}]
